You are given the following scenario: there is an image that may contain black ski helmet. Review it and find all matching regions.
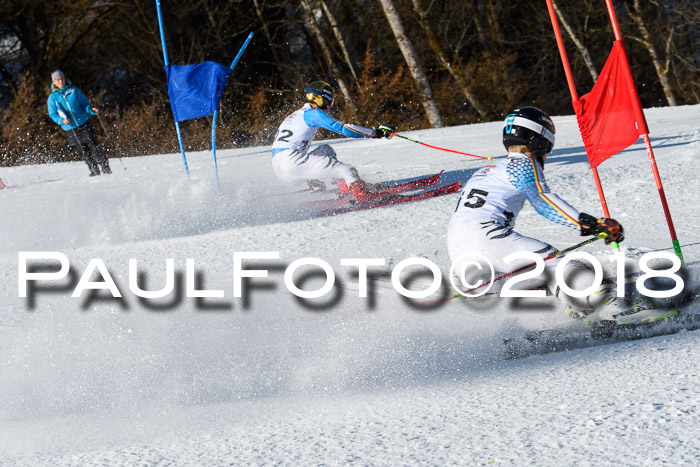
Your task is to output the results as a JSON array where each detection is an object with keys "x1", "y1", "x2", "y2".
[
  {"x1": 503, "y1": 107, "x2": 556, "y2": 162},
  {"x1": 304, "y1": 81, "x2": 334, "y2": 109}
]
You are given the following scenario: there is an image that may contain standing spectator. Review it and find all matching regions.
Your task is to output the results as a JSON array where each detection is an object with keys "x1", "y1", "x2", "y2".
[{"x1": 47, "y1": 70, "x2": 111, "y2": 176}]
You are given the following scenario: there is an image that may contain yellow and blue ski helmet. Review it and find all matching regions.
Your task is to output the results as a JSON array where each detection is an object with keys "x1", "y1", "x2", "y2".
[{"x1": 304, "y1": 81, "x2": 334, "y2": 109}]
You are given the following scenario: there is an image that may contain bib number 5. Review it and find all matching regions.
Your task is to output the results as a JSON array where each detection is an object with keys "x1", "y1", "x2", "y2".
[{"x1": 455, "y1": 188, "x2": 489, "y2": 212}]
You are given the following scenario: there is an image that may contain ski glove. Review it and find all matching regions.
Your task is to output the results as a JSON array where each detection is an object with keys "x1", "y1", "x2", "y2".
[
  {"x1": 372, "y1": 125, "x2": 393, "y2": 139},
  {"x1": 579, "y1": 212, "x2": 624, "y2": 244}
]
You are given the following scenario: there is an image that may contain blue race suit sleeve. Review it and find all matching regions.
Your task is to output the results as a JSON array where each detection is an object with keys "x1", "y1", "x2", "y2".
[
  {"x1": 507, "y1": 156, "x2": 581, "y2": 230},
  {"x1": 303, "y1": 108, "x2": 371, "y2": 138}
]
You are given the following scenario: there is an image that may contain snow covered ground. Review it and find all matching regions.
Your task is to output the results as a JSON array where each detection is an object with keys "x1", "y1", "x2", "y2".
[{"x1": 0, "y1": 104, "x2": 698, "y2": 465}]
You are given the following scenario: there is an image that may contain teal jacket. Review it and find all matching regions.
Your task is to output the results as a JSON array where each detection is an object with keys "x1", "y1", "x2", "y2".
[{"x1": 47, "y1": 79, "x2": 96, "y2": 131}]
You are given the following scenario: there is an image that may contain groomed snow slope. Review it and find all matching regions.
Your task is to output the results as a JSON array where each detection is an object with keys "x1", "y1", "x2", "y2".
[{"x1": 0, "y1": 105, "x2": 698, "y2": 465}]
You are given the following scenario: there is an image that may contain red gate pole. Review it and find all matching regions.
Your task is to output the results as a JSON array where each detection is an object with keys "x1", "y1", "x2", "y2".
[
  {"x1": 603, "y1": 0, "x2": 684, "y2": 263},
  {"x1": 545, "y1": 0, "x2": 613, "y2": 220}
]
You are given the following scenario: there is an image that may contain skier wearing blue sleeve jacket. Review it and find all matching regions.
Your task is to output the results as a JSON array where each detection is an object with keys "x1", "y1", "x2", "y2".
[
  {"x1": 271, "y1": 81, "x2": 392, "y2": 201},
  {"x1": 448, "y1": 107, "x2": 673, "y2": 325},
  {"x1": 47, "y1": 70, "x2": 111, "y2": 176}
]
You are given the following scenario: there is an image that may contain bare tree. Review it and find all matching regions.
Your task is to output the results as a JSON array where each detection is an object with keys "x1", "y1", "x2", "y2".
[
  {"x1": 299, "y1": 0, "x2": 356, "y2": 114},
  {"x1": 318, "y1": 0, "x2": 358, "y2": 86},
  {"x1": 377, "y1": 0, "x2": 443, "y2": 127},
  {"x1": 251, "y1": 0, "x2": 285, "y2": 67},
  {"x1": 552, "y1": 0, "x2": 598, "y2": 82},
  {"x1": 1, "y1": 0, "x2": 118, "y2": 92},
  {"x1": 623, "y1": 0, "x2": 677, "y2": 106},
  {"x1": 474, "y1": 0, "x2": 523, "y2": 108},
  {"x1": 409, "y1": 0, "x2": 487, "y2": 119}
]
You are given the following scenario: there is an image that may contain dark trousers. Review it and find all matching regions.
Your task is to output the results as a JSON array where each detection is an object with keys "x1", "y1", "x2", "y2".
[{"x1": 66, "y1": 121, "x2": 110, "y2": 175}]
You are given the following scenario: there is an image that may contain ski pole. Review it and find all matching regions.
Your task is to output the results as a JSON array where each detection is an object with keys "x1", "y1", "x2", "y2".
[
  {"x1": 58, "y1": 100, "x2": 102, "y2": 173},
  {"x1": 423, "y1": 235, "x2": 604, "y2": 305},
  {"x1": 97, "y1": 114, "x2": 126, "y2": 170},
  {"x1": 67, "y1": 127, "x2": 89, "y2": 162},
  {"x1": 212, "y1": 31, "x2": 255, "y2": 187},
  {"x1": 462, "y1": 235, "x2": 604, "y2": 296},
  {"x1": 390, "y1": 132, "x2": 494, "y2": 161}
]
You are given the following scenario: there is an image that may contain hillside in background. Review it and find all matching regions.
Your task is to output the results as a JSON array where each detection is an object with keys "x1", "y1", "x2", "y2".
[{"x1": 2, "y1": 0, "x2": 698, "y2": 165}]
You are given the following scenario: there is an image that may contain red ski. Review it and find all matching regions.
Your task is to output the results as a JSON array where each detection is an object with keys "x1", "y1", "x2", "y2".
[
  {"x1": 0, "y1": 178, "x2": 18, "y2": 190},
  {"x1": 301, "y1": 171, "x2": 445, "y2": 210},
  {"x1": 315, "y1": 180, "x2": 461, "y2": 217},
  {"x1": 256, "y1": 171, "x2": 443, "y2": 204},
  {"x1": 372, "y1": 170, "x2": 443, "y2": 194}
]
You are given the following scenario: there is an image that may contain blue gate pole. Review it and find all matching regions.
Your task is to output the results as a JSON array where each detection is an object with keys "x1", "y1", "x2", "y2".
[
  {"x1": 155, "y1": 0, "x2": 190, "y2": 179},
  {"x1": 211, "y1": 111, "x2": 220, "y2": 187},
  {"x1": 211, "y1": 32, "x2": 254, "y2": 187}
]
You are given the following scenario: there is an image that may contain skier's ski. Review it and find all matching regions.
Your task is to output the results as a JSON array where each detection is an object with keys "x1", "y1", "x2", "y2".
[
  {"x1": 0, "y1": 178, "x2": 18, "y2": 190},
  {"x1": 372, "y1": 170, "x2": 443, "y2": 194},
  {"x1": 502, "y1": 310, "x2": 700, "y2": 360},
  {"x1": 421, "y1": 266, "x2": 650, "y2": 307},
  {"x1": 301, "y1": 171, "x2": 445, "y2": 209},
  {"x1": 314, "y1": 181, "x2": 461, "y2": 217},
  {"x1": 256, "y1": 171, "x2": 444, "y2": 204}
]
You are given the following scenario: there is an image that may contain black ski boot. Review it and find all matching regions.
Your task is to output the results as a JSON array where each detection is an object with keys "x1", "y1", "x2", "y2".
[{"x1": 88, "y1": 161, "x2": 100, "y2": 176}]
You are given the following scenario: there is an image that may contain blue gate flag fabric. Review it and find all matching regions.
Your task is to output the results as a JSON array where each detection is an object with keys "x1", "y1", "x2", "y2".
[{"x1": 166, "y1": 61, "x2": 232, "y2": 122}]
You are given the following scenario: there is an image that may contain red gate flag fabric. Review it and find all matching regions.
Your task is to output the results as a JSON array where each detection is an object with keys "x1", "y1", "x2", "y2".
[{"x1": 572, "y1": 40, "x2": 648, "y2": 168}]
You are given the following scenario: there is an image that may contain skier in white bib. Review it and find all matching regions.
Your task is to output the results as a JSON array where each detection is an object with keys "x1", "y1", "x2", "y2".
[
  {"x1": 447, "y1": 106, "x2": 639, "y2": 321},
  {"x1": 271, "y1": 81, "x2": 392, "y2": 201}
]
